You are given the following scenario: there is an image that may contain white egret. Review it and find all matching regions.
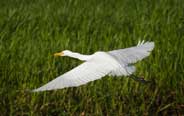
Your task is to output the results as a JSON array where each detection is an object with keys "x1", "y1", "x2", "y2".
[{"x1": 32, "y1": 40, "x2": 154, "y2": 92}]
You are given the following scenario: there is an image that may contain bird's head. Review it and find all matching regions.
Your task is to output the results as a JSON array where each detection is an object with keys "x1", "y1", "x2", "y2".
[{"x1": 54, "y1": 50, "x2": 72, "y2": 56}]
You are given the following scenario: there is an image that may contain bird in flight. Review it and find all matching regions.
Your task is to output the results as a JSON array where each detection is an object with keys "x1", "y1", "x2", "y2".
[{"x1": 32, "y1": 40, "x2": 154, "y2": 92}]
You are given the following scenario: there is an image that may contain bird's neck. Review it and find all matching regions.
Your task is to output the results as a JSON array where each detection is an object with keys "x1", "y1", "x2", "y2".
[{"x1": 67, "y1": 52, "x2": 91, "y2": 61}]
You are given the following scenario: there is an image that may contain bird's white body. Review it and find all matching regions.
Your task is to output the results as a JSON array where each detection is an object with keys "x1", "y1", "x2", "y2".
[{"x1": 33, "y1": 41, "x2": 154, "y2": 92}]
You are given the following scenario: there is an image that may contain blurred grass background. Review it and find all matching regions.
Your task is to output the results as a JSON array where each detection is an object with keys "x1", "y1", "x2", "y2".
[{"x1": 0, "y1": 0, "x2": 184, "y2": 115}]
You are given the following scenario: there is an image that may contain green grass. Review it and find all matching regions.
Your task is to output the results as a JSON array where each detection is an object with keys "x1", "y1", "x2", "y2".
[{"x1": 0, "y1": 0, "x2": 184, "y2": 115}]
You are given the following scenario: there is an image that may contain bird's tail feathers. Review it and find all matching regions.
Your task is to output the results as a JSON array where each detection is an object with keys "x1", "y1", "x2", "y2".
[{"x1": 125, "y1": 65, "x2": 136, "y2": 75}]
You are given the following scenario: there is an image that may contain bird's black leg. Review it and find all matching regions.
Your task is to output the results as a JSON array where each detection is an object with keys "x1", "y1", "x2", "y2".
[{"x1": 129, "y1": 74, "x2": 151, "y2": 84}]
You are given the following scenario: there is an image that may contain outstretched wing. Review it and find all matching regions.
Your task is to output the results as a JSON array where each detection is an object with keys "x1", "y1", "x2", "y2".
[
  {"x1": 32, "y1": 61, "x2": 113, "y2": 92},
  {"x1": 108, "y1": 41, "x2": 154, "y2": 65}
]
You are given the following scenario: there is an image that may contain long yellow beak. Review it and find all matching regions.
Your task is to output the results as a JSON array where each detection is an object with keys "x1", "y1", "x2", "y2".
[{"x1": 54, "y1": 52, "x2": 64, "y2": 56}]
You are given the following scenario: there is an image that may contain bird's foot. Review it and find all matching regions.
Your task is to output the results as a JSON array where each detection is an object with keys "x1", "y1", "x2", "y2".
[{"x1": 129, "y1": 75, "x2": 151, "y2": 84}]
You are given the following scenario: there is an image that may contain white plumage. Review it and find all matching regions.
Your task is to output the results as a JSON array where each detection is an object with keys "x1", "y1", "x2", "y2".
[{"x1": 32, "y1": 41, "x2": 154, "y2": 92}]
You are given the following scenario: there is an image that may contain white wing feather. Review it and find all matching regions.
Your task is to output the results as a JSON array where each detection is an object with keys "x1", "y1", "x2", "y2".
[
  {"x1": 108, "y1": 41, "x2": 154, "y2": 66},
  {"x1": 32, "y1": 61, "x2": 114, "y2": 92}
]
